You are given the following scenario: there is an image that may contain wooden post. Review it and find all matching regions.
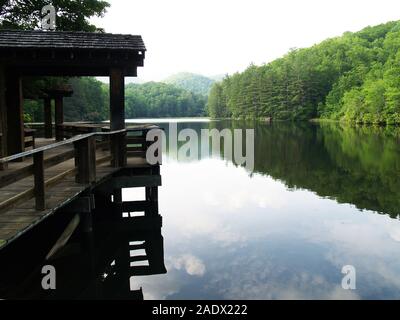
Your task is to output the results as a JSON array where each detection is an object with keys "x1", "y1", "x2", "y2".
[
  {"x1": 55, "y1": 96, "x2": 64, "y2": 141},
  {"x1": 0, "y1": 65, "x2": 7, "y2": 169},
  {"x1": 110, "y1": 68, "x2": 125, "y2": 131},
  {"x1": 145, "y1": 186, "x2": 159, "y2": 216},
  {"x1": 80, "y1": 212, "x2": 93, "y2": 233},
  {"x1": 113, "y1": 188, "x2": 122, "y2": 203},
  {"x1": 44, "y1": 97, "x2": 53, "y2": 139},
  {"x1": 147, "y1": 165, "x2": 160, "y2": 216},
  {"x1": 74, "y1": 136, "x2": 96, "y2": 184},
  {"x1": 33, "y1": 151, "x2": 45, "y2": 211},
  {"x1": 5, "y1": 72, "x2": 24, "y2": 156},
  {"x1": 111, "y1": 132, "x2": 127, "y2": 168},
  {"x1": 110, "y1": 68, "x2": 126, "y2": 167}
]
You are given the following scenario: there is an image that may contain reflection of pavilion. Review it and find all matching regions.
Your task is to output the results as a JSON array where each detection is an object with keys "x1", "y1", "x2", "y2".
[
  {"x1": 79, "y1": 214, "x2": 167, "y2": 300},
  {"x1": 0, "y1": 178, "x2": 167, "y2": 300}
]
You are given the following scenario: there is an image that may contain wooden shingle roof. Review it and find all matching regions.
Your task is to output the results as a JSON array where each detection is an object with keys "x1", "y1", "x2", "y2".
[{"x1": 0, "y1": 30, "x2": 146, "y2": 51}]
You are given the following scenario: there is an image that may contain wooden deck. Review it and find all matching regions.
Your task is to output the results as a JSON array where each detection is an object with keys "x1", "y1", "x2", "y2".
[{"x1": 0, "y1": 127, "x2": 160, "y2": 250}]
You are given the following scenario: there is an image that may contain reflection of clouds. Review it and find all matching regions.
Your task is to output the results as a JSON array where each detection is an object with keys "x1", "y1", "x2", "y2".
[
  {"x1": 325, "y1": 286, "x2": 360, "y2": 300},
  {"x1": 129, "y1": 255, "x2": 206, "y2": 300},
  {"x1": 307, "y1": 214, "x2": 400, "y2": 294},
  {"x1": 169, "y1": 254, "x2": 206, "y2": 276},
  {"x1": 309, "y1": 214, "x2": 400, "y2": 258},
  {"x1": 205, "y1": 249, "x2": 361, "y2": 300},
  {"x1": 130, "y1": 274, "x2": 181, "y2": 300},
  {"x1": 123, "y1": 157, "x2": 400, "y2": 299},
  {"x1": 159, "y1": 159, "x2": 297, "y2": 247},
  {"x1": 165, "y1": 159, "x2": 288, "y2": 212},
  {"x1": 386, "y1": 220, "x2": 400, "y2": 242}
]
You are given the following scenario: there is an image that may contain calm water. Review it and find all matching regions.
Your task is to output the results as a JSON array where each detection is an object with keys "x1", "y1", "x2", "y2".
[
  {"x1": 125, "y1": 120, "x2": 400, "y2": 300},
  {"x1": 2, "y1": 120, "x2": 400, "y2": 300}
]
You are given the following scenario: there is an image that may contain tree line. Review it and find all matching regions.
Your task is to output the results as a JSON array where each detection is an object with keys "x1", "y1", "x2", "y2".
[
  {"x1": 2, "y1": 1, "x2": 208, "y2": 122},
  {"x1": 125, "y1": 82, "x2": 207, "y2": 118},
  {"x1": 208, "y1": 21, "x2": 400, "y2": 125},
  {"x1": 24, "y1": 79, "x2": 208, "y2": 122}
]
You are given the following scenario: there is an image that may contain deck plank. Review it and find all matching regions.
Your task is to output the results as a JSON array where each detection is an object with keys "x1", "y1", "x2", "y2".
[{"x1": 0, "y1": 148, "x2": 133, "y2": 249}]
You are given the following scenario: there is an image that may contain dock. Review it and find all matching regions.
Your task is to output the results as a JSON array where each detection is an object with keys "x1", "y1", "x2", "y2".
[
  {"x1": 0, "y1": 29, "x2": 169, "y2": 299},
  {"x1": 0, "y1": 125, "x2": 162, "y2": 250},
  {"x1": 0, "y1": 30, "x2": 154, "y2": 250}
]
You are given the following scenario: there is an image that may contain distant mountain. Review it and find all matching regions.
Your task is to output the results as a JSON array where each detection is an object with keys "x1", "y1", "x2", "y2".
[
  {"x1": 209, "y1": 74, "x2": 226, "y2": 82},
  {"x1": 163, "y1": 72, "x2": 215, "y2": 96}
]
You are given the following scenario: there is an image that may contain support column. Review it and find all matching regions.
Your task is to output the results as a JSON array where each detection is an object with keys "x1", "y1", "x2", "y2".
[
  {"x1": 55, "y1": 96, "x2": 64, "y2": 141},
  {"x1": 0, "y1": 65, "x2": 7, "y2": 167},
  {"x1": 113, "y1": 188, "x2": 122, "y2": 203},
  {"x1": 110, "y1": 68, "x2": 126, "y2": 167},
  {"x1": 44, "y1": 97, "x2": 53, "y2": 139},
  {"x1": 6, "y1": 72, "x2": 24, "y2": 156},
  {"x1": 110, "y1": 68, "x2": 125, "y2": 131}
]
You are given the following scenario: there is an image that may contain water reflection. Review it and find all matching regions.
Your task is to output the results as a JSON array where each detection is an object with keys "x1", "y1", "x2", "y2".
[
  {"x1": 160, "y1": 121, "x2": 400, "y2": 218},
  {"x1": 0, "y1": 200, "x2": 167, "y2": 300},
  {"x1": 2, "y1": 120, "x2": 400, "y2": 300},
  {"x1": 124, "y1": 120, "x2": 400, "y2": 300}
]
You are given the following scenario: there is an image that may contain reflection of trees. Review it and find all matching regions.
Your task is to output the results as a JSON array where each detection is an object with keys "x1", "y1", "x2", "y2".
[
  {"x1": 161, "y1": 120, "x2": 400, "y2": 218},
  {"x1": 250, "y1": 121, "x2": 400, "y2": 218}
]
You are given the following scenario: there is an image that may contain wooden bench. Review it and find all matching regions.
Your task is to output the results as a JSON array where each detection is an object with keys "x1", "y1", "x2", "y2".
[{"x1": 24, "y1": 128, "x2": 36, "y2": 150}]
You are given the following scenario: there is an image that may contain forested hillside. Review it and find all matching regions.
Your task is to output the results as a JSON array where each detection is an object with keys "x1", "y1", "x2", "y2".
[
  {"x1": 64, "y1": 78, "x2": 109, "y2": 121},
  {"x1": 163, "y1": 72, "x2": 215, "y2": 96},
  {"x1": 125, "y1": 82, "x2": 207, "y2": 118},
  {"x1": 208, "y1": 21, "x2": 400, "y2": 125},
  {"x1": 23, "y1": 77, "x2": 108, "y2": 123},
  {"x1": 24, "y1": 79, "x2": 207, "y2": 122}
]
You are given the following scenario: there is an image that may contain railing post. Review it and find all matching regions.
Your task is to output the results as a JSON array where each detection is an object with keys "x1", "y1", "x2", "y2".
[
  {"x1": 101, "y1": 127, "x2": 110, "y2": 151},
  {"x1": 111, "y1": 131, "x2": 127, "y2": 168},
  {"x1": 75, "y1": 136, "x2": 96, "y2": 184},
  {"x1": 33, "y1": 151, "x2": 45, "y2": 211}
]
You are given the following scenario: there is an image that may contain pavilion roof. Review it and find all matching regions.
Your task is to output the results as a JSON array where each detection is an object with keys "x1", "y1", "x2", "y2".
[{"x1": 0, "y1": 30, "x2": 146, "y2": 52}]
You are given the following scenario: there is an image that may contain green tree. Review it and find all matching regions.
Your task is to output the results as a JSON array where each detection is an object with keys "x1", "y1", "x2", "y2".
[
  {"x1": 207, "y1": 20, "x2": 400, "y2": 125},
  {"x1": 0, "y1": 0, "x2": 110, "y2": 31}
]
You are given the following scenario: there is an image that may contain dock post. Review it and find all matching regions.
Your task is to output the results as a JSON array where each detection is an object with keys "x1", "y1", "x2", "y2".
[
  {"x1": 44, "y1": 97, "x2": 53, "y2": 139},
  {"x1": 80, "y1": 194, "x2": 95, "y2": 233},
  {"x1": 109, "y1": 68, "x2": 127, "y2": 168},
  {"x1": 33, "y1": 151, "x2": 45, "y2": 211},
  {"x1": 0, "y1": 65, "x2": 7, "y2": 169},
  {"x1": 55, "y1": 96, "x2": 64, "y2": 141},
  {"x1": 5, "y1": 72, "x2": 24, "y2": 156},
  {"x1": 114, "y1": 188, "x2": 123, "y2": 203},
  {"x1": 145, "y1": 186, "x2": 159, "y2": 216},
  {"x1": 74, "y1": 136, "x2": 97, "y2": 184},
  {"x1": 80, "y1": 212, "x2": 93, "y2": 233},
  {"x1": 111, "y1": 132, "x2": 127, "y2": 168}
]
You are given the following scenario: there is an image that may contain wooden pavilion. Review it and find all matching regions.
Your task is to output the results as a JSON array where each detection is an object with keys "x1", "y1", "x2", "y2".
[
  {"x1": 0, "y1": 30, "x2": 146, "y2": 156},
  {"x1": 0, "y1": 30, "x2": 164, "y2": 258}
]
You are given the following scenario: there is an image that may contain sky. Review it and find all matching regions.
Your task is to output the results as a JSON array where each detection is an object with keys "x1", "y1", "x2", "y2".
[{"x1": 91, "y1": 0, "x2": 400, "y2": 82}]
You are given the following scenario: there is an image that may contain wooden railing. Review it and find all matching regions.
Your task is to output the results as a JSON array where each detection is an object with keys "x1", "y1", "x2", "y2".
[
  {"x1": 58, "y1": 123, "x2": 105, "y2": 140},
  {"x1": 0, "y1": 129, "x2": 128, "y2": 212}
]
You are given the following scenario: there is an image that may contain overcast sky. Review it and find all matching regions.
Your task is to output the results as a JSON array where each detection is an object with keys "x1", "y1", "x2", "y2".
[{"x1": 91, "y1": 0, "x2": 400, "y2": 82}]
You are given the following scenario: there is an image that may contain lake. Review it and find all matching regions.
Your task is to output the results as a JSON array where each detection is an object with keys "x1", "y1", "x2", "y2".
[
  {"x1": 124, "y1": 119, "x2": 400, "y2": 300},
  {"x1": 2, "y1": 119, "x2": 400, "y2": 300}
]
